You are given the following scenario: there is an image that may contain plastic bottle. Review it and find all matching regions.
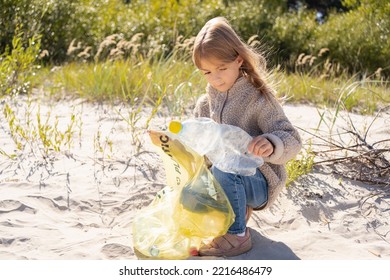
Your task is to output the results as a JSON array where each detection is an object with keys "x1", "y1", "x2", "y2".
[{"x1": 168, "y1": 117, "x2": 264, "y2": 176}]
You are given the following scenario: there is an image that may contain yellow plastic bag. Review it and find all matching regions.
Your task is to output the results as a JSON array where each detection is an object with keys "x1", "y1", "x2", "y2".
[{"x1": 132, "y1": 130, "x2": 235, "y2": 259}]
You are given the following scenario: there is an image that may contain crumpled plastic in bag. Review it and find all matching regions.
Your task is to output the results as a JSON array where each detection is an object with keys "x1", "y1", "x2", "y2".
[{"x1": 132, "y1": 130, "x2": 235, "y2": 259}]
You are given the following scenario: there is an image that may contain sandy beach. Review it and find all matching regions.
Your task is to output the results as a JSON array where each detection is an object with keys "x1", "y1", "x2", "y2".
[{"x1": 0, "y1": 95, "x2": 389, "y2": 260}]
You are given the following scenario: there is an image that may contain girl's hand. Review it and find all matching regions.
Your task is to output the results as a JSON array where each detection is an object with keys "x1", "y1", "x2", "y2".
[{"x1": 248, "y1": 136, "x2": 274, "y2": 157}]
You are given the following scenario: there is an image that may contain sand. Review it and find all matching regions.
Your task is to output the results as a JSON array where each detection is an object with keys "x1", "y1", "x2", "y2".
[{"x1": 0, "y1": 95, "x2": 389, "y2": 260}]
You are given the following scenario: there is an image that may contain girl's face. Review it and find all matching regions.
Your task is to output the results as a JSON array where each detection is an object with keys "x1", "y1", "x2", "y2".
[{"x1": 198, "y1": 56, "x2": 243, "y2": 92}]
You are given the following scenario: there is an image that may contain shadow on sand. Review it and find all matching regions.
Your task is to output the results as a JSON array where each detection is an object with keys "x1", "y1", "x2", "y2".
[
  {"x1": 187, "y1": 228, "x2": 300, "y2": 260},
  {"x1": 228, "y1": 228, "x2": 300, "y2": 260}
]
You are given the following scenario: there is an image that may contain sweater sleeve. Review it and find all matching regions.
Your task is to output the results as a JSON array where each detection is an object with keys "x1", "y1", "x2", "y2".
[
  {"x1": 193, "y1": 94, "x2": 210, "y2": 118},
  {"x1": 256, "y1": 97, "x2": 302, "y2": 165}
]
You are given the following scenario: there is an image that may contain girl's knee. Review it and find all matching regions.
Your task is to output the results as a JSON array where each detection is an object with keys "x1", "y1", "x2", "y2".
[{"x1": 211, "y1": 166, "x2": 237, "y2": 182}]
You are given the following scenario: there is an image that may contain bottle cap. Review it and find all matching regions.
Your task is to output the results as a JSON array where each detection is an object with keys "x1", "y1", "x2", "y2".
[{"x1": 169, "y1": 120, "x2": 182, "y2": 134}]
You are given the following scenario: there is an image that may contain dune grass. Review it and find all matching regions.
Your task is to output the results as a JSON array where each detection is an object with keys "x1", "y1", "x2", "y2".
[
  {"x1": 277, "y1": 72, "x2": 388, "y2": 114},
  {"x1": 42, "y1": 55, "x2": 389, "y2": 115},
  {"x1": 44, "y1": 55, "x2": 204, "y2": 116}
]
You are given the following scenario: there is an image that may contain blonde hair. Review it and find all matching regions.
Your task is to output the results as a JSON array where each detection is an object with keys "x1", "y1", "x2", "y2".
[{"x1": 192, "y1": 17, "x2": 274, "y2": 98}]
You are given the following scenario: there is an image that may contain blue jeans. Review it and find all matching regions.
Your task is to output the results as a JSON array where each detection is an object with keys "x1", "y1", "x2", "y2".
[{"x1": 211, "y1": 166, "x2": 268, "y2": 234}]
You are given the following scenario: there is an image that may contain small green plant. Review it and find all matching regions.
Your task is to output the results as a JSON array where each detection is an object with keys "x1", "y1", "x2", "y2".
[
  {"x1": 2, "y1": 99, "x2": 81, "y2": 160},
  {"x1": 3, "y1": 102, "x2": 29, "y2": 151},
  {"x1": 36, "y1": 105, "x2": 77, "y2": 155},
  {"x1": 115, "y1": 103, "x2": 145, "y2": 153},
  {"x1": 286, "y1": 144, "x2": 315, "y2": 187}
]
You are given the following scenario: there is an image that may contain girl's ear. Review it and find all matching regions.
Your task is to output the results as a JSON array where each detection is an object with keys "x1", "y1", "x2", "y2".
[{"x1": 236, "y1": 56, "x2": 244, "y2": 67}]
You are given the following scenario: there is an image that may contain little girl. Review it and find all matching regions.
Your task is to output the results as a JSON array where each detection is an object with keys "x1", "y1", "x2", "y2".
[{"x1": 192, "y1": 17, "x2": 302, "y2": 257}]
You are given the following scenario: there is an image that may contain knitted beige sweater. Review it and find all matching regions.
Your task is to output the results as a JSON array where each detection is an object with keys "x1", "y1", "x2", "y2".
[{"x1": 193, "y1": 77, "x2": 302, "y2": 209}]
